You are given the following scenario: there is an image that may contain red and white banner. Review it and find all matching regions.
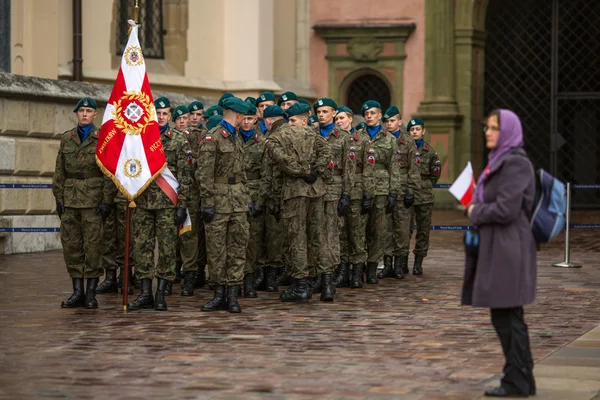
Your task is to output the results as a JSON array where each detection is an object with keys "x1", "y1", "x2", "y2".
[
  {"x1": 449, "y1": 162, "x2": 475, "y2": 207},
  {"x1": 96, "y1": 21, "x2": 190, "y2": 234}
]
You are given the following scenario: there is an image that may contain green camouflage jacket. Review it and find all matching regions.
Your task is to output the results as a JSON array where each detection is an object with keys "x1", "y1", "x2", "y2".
[
  {"x1": 395, "y1": 132, "x2": 421, "y2": 196},
  {"x1": 414, "y1": 141, "x2": 441, "y2": 205},
  {"x1": 358, "y1": 125, "x2": 401, "y2": 197},
  {"x1": 321, "y1": 127, "x2": 355, "y2": 202},
  {"x1": 242, "y1": 130, "x2": 268, "y2": 205}
]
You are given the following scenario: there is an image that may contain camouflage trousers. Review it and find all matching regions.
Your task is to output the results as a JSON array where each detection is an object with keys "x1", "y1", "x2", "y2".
[
  {"x1": 282, "y1": 196, "x2": 325, "y2": 279},
  {"x1": 366, "y1": 195, "x2": 388, "y2": 263},
  {"x1": 265, "y1": 209, "x2": 284, "y2": 269},
  {"x1": 101, "y1": 202, "x2": 134, "y2": 272},
  {"x1": 386, "y1": 202, "x2": 433, "y2": 257},
  {"x1": 133, "y1": 207, "x2": 177, "y2": 281},
  {"x1": 412, "y1": 203, "x2": 434, "y2": 257},
  {"x1": 245, "y1": 213, "x2": 265, "y2": 274},
  {"x1": 179, "y1": 207, "x2": 199, "y2": 273},
  {"x1": 204, "y1": 211, "x2": 249, "y2": 287},
  {"x1": 339, "y1": 214, "x2": 349, "y2": 264},
  {"x1": 319, "y1": 200, "x2": 340, "y2": 274},
  {"x1": 341, "y1": 199, "x2": 368, "y2": 264},
  {"x1": 60, "y1": 207, "x2": 103, "y2": 279}
]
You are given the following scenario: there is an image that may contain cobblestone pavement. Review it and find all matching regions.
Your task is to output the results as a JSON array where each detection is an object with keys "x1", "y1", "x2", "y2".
[{"x1": 0, "y1": 210, "x2": 599, "y2": 400}]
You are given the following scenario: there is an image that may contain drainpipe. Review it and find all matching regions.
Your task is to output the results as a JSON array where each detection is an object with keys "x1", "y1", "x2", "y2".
[{"x1": 72, "y1": 0, "x2": 83, "y2": 81}]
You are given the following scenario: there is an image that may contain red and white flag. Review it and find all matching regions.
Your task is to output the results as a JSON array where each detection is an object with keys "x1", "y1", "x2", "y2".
[
  {"x1": 449, "y1": 162, "x2": 476, "y2": 207},
  {"x1": 96, "y1": 20, "x2": 190, "y2": 234}
]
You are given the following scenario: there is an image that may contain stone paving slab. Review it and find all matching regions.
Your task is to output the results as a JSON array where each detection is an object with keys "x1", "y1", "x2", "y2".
[{"x1": 0, "y1": 224, "x2": 599, "y2": 399}]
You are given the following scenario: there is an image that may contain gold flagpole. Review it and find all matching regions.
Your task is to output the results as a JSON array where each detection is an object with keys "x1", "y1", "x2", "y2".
[{"x1": 127, "y1": 0, "x2": 140, "y2": 35}]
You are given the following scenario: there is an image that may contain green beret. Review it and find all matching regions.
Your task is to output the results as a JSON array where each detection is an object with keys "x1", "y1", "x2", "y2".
[
  {"x1": 206, "y1": 115, "x2": 223, "y2": 131},
  {"x1": 336, "y1": 105, "x2": 354, "y2": 116},
  {"x1": 245, "y1": 104, "x2": 257, "y2": 116},
  {"x1": 277, "y1": 91, "x2": 298, "y2": 105},
  {"x1": 308, "y1": 113, "x2": 318, "y2": 125},
  {"x1": 263, "y1": 105, "x2": 286, "y2": 118},
  {"x1": 298, "y1": 98, "x2": 310, "y2": 106},
  {"x1": 218, "y1": 93, "x2": 234, "y2": 107},
  {"x1": 203, "y1": 105, "x2": 223, "y2": 119},
  {"x1": 172, "y1": 105, "x2": 190, "y2": 122},
  {"x1": 73, "y1": 97, "x2": 97, "y2": 112},
  {"x1": 406, "y1": 117, "x2": 425, "y2": 130},
  {"x1": 361, "y1": 100, "x2": 381, "y2": 116},
  {"x1": 222, "y1": 97, "x2": 250, "y2": 114},
  {"x1": 256, "y1": 92, "x2": 276, "y2": 105},
  {"x1": 244, "y1": 96, "x2": 256, "y2": 106},
  {"x1": 356, "y1": 121, "x2": 367, "y2": 131},
  {"x1": 285, "y1": 103, "x2": 311, "y2": 117},
  {"x1": 154, "y1": 97, "x2": 171, "y2": 110},
  {"x1": 382, "y1": 105, "x2": 400, "y2": 121},
  {"x1": 188, "y1": 101, "x2": 204, "y2": 112},
  {"x1": 313, "y1": 97, "x2": 337, "y2": 112}
]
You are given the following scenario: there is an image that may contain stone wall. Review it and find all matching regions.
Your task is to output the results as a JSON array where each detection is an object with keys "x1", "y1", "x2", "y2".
[{"x1": 0, "y1": 72, "x2": 212, "y2": 254}]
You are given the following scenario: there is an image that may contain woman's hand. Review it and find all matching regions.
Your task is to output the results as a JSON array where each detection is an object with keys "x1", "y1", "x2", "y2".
[{"x1": 467, "y1": 204, "x2": 475, "y2": 217}]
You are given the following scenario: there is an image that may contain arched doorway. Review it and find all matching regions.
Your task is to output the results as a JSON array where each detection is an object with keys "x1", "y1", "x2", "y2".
[
  {"x1": 345, "y1": 72, "x2": 392, "y2": 116},
  {"x1": 484, "y1": 0, "x2": 600, "y2": 207}
]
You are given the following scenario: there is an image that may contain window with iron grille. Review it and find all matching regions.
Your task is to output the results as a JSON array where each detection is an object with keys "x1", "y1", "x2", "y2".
[
  {"x1": 0, "y1": 0, "x2": 10, "y2": 72},
  {"x1": 116, "y1": 0, "x2": 165, "y2": 59},
  {"x1": 346, "y1": 73, "x2": 391, "y2": 115}
]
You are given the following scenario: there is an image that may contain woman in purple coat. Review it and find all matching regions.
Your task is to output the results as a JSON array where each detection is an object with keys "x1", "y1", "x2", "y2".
[{"x1": 464, "y1": 109, "x2": 537, "y2": 397}]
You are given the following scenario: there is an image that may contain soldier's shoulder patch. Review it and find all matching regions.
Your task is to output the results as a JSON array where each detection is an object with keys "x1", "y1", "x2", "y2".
[
  {"x1": 255, "y1": 133, "x2": 260, "y2": 142},
  {"x1": 205, "y1": 135, "x2": 212, "y2": 141},
  {"x1": 221, "y1": 130, "x2": 229, "y2": 138},
  {"x1": 332, "y1": 129, "x2": 339, "y2": 138},
  {"x1": 424, "y1": 144, "x2": 429, "y2": 150}
]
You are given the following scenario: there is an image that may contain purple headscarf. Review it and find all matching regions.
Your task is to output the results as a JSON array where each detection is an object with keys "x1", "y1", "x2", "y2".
[{"x1": 473, "y1": 109, "x2": 524, "y2": 203}]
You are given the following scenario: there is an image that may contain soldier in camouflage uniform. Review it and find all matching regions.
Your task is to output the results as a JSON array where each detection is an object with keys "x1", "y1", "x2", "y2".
[
  {"x1": 264, "y1": 105, "x2": 332, "y2": 303},
  {"x1": 353, "y1": 100, "x2": 402, "y2": 286},
  {"x1": 405, "y1": 117, "x2": 440, "y2": 275},
  {"x1": 255, "y1": 92, "x2": 276, "y2": 135},
  {"x1": 379, "y1": 106, "x2": 421, "y2": 279},
  {"x1": 240, "y1": 104, "x2": 268, "y2": 298},
  {"x1": 53, "y1": 97, "x2": 114, "y2": 309},
  {"x1": 277, "y1": 91, "x2": 299, "y2": 111},
  {"x1": 196, "y1": 97, "x2": 252, "y2": 313},
  {"x1": 312, "y1": 98, "x2": 355, "y2": 301},
  {"x1": 188, "y1": 101, "x2": 204, "y2": 130},
  {"x1": 127, "y1": 97, "x2": 192, "y2": 311}
]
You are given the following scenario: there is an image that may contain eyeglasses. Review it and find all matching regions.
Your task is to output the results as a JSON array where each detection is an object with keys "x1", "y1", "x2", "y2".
[{"x1": 483, "y1": 126, "x2": 500, "y2": 133}]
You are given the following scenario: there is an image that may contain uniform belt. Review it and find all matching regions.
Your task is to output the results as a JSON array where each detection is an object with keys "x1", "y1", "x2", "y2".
[
  {"x1": 246, "y1": 172, "x2": 261, "y2": 180},
  {"x1": 66, "y1": 170, "x2": 103, "y2": 179},
  {"x1": 214, "y1": 175, "x2": 244, "y2": 184},
  {"x1": 332, "y1": 169, "x2": 343, "y2": 176},
  {"x1": 373, "y1": 164, "x2": 387, "y2": 170}
]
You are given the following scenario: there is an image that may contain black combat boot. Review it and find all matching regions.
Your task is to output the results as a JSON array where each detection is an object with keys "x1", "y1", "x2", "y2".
[
  {"x1": 401, "y1": 255, "x2": 409, "y2": 275},
  {"x1": 243, "y1": 272, "x2": 257, "y2": 298},
  {"x1": 310, "y1": 275, "x2": 322, "y2": 293},
  {"x1": 201, "y1": 285, "x2": 228, "y2": 311},
  {"x1": 195, "y1": 265, "x2": 206, "y2": 288},
  {"x1": 85, "y1": 278, "x2": 99, "y2": 309},
  {"x1": 164, "y1": 281, "x2": 173, "y2": 296},
  {"x1": 265, "y1": 267, "x2": 279, "y2": 292},
  {"x1": 127, "y1": 278, "x2": 154, "y2": 310},
  {"x1": 349, "y1": 264, "x2": 363, "y2": 289},
  {"x1": 117, "y1": 267, "x2": 134, "y2": 295},
  {"x1": 276, "y1": 266, "x2": 292, "y2": 286},
  {"x1": 181, "y1": 270, "x2": 198, "y2": 296},
  {"x1": 366, "y1": 262, "x2": 379, "y2": 284},
  {"x1": 154, "y1": 278, "x2": 168, "y2": 311},
  {"x1": 413, "y1": 255, "x2": 424, "y2": 276},
  {"x1": 377, "y1": 256, "x2": 394, "y2": 279},
  {"x1": 393, "y1": 256, "x2": 406, "y2": 279},
  {"x1": 228, "y1": 285, "x2": 242, "y2": 313},
  {"x1": 96, "y1": 269, "x2": 118, "y2": 294},
  {"x1": 254, "y1": 267, "x2": 266, "y2": 291},
  {"x1": 61, "y1": 278, "x2": 85, "y2": 308},
  {"x1": 174, "y1": 261, "x2": 183, "y2": 284},
  {"x1": 280, "y1": 278, "x2": 310, "y2": 303},
  {"x1": 320, "y1": 273, "x2": 335, "y2": 302},
  {"x1": 333, "y1": 262, "x2": 349, "y2": 288}
]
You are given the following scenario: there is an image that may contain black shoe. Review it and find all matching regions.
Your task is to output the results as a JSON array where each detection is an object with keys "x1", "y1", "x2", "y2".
[
  {"x1": 195, "y1": 265, "x2": 206, "y2": 288},
  {"x1": 276, "y1": 266, "x2": 292, "y2": 286},
  {"x1": 333, "y1": 262, "x2": 349, "y2": 288},
  {"x1": 154, "y1": 278, "x2": 168, "y2": 311},
  {"x1": 201, "y1": 285, "x2": 228, "y2": 311},
  {"x1": 127, "y1": 278, "x2": 154, "y2": 310},
  {"x1": 280, "y1": 278, "x2": 310, "y2": 303},
  {"x1": 85, "y1": 278, "x2": 99, "y2": 309},
  {"x1": 377, "y1": 256, "x2": 394, "y2": 279},
  {"x1": 484, "y1": 386, "x2": 528, "y2": 397},
  {"x1": 350, "y1": 264, "x2": 363, "y2": 288},
  {"x1": 243, "y1": 273, "x2": 257, "y2": 298},
  {"x1": 255, "y1": 267, "x2": 266, "y2": 291},
  {"x1": 117, "y1": 267, "x2": 134, "y2": 295},
  {"x1": 265, "y1": 267, "x2": 279, "y2": 292},
  {"x1": 320, "y1": 273, "x2": 335, "y2": 302},
  {"x1": 96, "y1": 270, "x2": 118, "y2": 294},
  {"x1": 310, "y1": 275, "x2": 322, "y2": 293},
  {"x1": 413, "y1": 255, "x2": 424, "y2": 275},
  {"x1": 61, "y1": 278, "x2": 85, "y2": 308},
  {"x1": 174, "y1": 261, "x2": 183, "y2": 284},
  {"x1": 227, "y1": 285, "x2": 242, "y2": 313},
  {"x1": 393, "y1": 256, "x2": 406, "y2": 279},
  {"x1": 164, "y1": 281, "x2": 173, "y2": 296},
  {"x1": 181, "y1": 270, "x2": 198, "y2": 296},
  {"x1": 366, "y1": 262, "x2": 379, "y2": 284}
]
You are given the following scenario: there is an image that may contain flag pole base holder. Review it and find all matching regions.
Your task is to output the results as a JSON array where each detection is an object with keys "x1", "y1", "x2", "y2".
[{"x1": 552, "y1": 261, "x2": 582, "y2": 268}]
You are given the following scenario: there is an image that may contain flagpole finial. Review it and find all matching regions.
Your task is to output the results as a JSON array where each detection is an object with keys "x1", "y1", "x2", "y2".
[{"x1": 128, "y1": 0, "x2": 140, "y2": 35}]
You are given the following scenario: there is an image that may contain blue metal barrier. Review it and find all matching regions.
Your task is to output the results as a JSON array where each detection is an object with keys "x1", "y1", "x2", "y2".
[{"x1": 0, "y1": 184, "x2": 53, "y2": 189}]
